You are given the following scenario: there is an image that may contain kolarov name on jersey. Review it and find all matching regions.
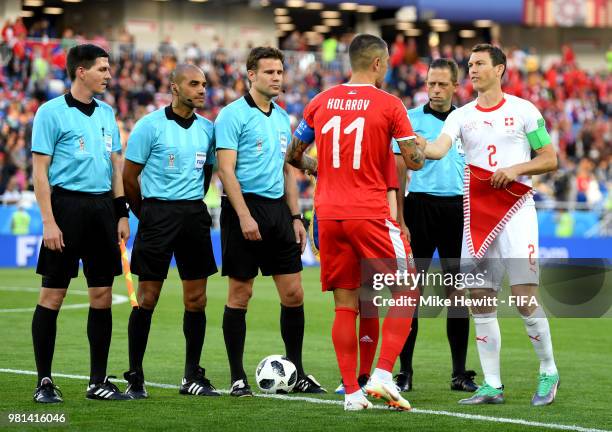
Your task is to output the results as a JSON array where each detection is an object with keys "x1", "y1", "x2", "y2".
[{"x1": 326, "y1": 98, "x2": 371, "y2": 111}]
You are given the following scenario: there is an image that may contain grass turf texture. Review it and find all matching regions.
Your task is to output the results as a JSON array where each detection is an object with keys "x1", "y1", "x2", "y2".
[{"x1": 0, "y1": 268, "x2": 610, "y2": 431}]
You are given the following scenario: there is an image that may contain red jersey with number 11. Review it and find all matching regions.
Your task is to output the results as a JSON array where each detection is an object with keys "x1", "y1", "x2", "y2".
[{"x1": 303, "y1": 84, "x2": 415, "y2": 220}]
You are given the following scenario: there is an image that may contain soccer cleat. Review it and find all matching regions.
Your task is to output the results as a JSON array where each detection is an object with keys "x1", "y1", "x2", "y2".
[
  {"x1": 293, "y1": 374, "x2": 327, "y2": 394},
  {"x1": 364, "y1": 376, "x2": 412, "y2": 411},
  {"x1": 33, "y1": 377, "x2": 63, "y2": 404},
  {"x1": 334, "y1": 374, "x2": 370, "y2": 395},
  {"x1": 531, "y1": 373, "x2": 560, "y2": 406},
  {"x1": 179, "y1": 366, "x2": 220, "y2": 397},
  {"x1": 86, "y1": 376, "x2": 131, "y2": 401},
  {"x1": 124, "y1": 370, "x2": 148, "y2": 399},
  {"x1": 230, "y1": 379, "x2": 253, "y2": 397},
  {"x1": 451, "y1": 370, "x2": 479, "y2": 392},
  {"x1": 344, "y1": 393, "x2": 373, "y2": 411},
  {"x1": 394, "y1": 371, "x2": 413, "y2": 392},
  {"x1": 458, "y1": 382, "x2": 504, "y2": 405}
]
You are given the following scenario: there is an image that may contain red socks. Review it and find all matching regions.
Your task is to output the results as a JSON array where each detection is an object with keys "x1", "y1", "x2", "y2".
[
  {"x1": 358, "y1": 315, "x2": 379, "y2": 377},
  {"x1": 376, "y1": 291, "x2": 415, "y2": 372},
  {"x1": 332, "y1": 307, "x2": 359, "y2": 394}
]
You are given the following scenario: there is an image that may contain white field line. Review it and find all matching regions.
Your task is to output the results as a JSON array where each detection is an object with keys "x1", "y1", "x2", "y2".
[
  {"x1": 0, "y1": 286, "x2": 128, "y2": 313},
  {"x1": 0, "y1": 368, "x2": 609, "y2": 432}
]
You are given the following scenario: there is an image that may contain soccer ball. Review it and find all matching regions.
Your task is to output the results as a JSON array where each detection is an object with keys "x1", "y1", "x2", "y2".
[{"x1": 255, "y1": 355, "x2": 298, "y2": 394}]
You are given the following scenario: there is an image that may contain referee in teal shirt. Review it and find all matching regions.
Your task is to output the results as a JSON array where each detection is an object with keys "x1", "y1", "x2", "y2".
[
  {"x1": 216, "y1": 47, "x2": 325, "y2": 397},
  {"x1": 392, "y1": 59, "x2": 477, "y2": 393},
  {"x1": 123, "y1": 64, "x2": 219, "y2": 399},
  {"x1": 31, "y1": 44, "x2": 130, "y2": 403}
]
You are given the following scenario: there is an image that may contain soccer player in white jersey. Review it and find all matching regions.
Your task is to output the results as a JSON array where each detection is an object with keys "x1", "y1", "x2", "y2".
[{"x1": 423, "y1": 44, "x2": 559, "y2": 406}]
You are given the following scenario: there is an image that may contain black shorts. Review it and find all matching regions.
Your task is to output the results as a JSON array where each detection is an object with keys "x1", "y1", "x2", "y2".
[
  {"x1": 36, "y1": 187, "x2": 122, "y2": 288},
  {"x1": 404, "y1": 192, "x2": 463, "y2": 273},
  {"x1": 130, "y1": 199, "x2": 218, "y2": 281},
  {"x1": 220, "y1": 194, "x2": 303, "y2": 279}
]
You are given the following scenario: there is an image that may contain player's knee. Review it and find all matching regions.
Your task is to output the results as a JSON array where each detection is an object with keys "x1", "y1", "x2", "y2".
[
  {"x1": 228, "y1": 284, "x2": 252, "y2": 309},
  {"x1": 517, "y1": 304, "x2": 537, "y2": 317},
  {"x1": 89, "y1": 288, "x2": 113, "y2": 309},
  {"x1": 139, "y1": 291, "x2": 160, "y2": 310},
  {"x1": 38, "y1": 288, "x2": 67, "y2": 310},
  {"x1": 280, "y1": 285, "x2": 304, "y2": 307},
  {"x1": 184, "y1": 291, "x2": 206, "y2": 311}
]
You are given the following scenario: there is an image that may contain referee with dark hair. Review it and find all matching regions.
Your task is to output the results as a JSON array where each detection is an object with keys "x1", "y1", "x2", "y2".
[
  {"x1": 122, "y1": 64, "x2": 219, "y2": 399},
  {"x1": 31, "y1": 44, "x2": 131, "y2": 403},
  {"x1": 215, "y1": 47, "x2": 325, "y2": 397},
  {"x1": 393, "y1": 58, "x2": 477, "y2": 393}
]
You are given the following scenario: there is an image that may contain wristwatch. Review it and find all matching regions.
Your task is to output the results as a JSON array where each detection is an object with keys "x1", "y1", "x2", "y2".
[{"x1": 291, "y1": 213, "x2": 303, "y2": 221}]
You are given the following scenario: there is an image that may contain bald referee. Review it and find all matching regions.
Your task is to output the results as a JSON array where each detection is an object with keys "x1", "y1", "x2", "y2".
[
  {"x1": 31, "y1": 44, "x2": 130, "y2": 403},
  {"x1": 216, "y1": 47, "x2": 325, "y2": 397},
  {"x1": 122, "y1": 64, "x2": 219, "y2": 399}
]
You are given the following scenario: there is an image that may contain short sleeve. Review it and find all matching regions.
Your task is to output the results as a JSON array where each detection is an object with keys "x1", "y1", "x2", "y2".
[
  {"x1": 214, "y1": 107, "x2": 242, "y2": 151},
  {"x1": 125, "y1": 118, "x2": 154, "y2": 164},
  {"x1": 111, "y1": 118, "x2": 121, "y2": 153},
  {"x1": 440, "y1": 109, "x2": 462, "y2": 142},
  {"x1": 391, "y1": 98, "x2": 415, "y2": 141},
  {"x1": 31, "y1": 106, "x2": 58, "y2": 156},
  {"x1": 523, "y1": 101, "x2": 552, "y2": 150},
  {"x1": 384, "y1": 148, "x2": 399, "y2": 189},
  {"x1": 206, "y1": 126, "x2": 216, "y2": 165}
]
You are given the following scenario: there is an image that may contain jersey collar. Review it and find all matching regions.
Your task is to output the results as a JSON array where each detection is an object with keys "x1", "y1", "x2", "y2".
[
  {"x1": 164, "y1": 106, "x2": 196, "y2": 129},
  {"x1": 244, "y1": 92, "x2": 274, "y2": 117},
  {"x1": 424, "y1": 103, "x2": 455, "y2": 121},
  {"x1": 475, "y1": 96, "x2": 506, "y2": 112},
  {"x1": 65, "y1": 92, "x2": 98, "y2": 117}
]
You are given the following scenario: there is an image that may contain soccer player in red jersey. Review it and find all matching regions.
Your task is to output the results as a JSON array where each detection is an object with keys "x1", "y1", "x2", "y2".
[{"x1": 287, "y1": 34, "x2": 426, "y2": 411}]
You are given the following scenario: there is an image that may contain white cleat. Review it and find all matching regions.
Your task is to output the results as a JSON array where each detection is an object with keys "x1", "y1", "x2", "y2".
[
  {"x1": 344, "y1": 393, "x2": 373, "y2": 411},
  {"x1": 364, "y1": 376, "x2": 412, "y2": 411}
]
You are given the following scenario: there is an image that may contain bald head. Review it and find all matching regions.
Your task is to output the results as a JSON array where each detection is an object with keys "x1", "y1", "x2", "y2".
[
  {"x1": 170, "y1": 63, "x2": 204, "y2": 84},
  {"x1": 349, "y1": 34, "x2": 388, "y2": 72}
]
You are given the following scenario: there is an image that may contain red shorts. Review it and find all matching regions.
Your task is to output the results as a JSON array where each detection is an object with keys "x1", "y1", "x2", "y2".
[{"x1": 318, "y1": 218, "x2": 414, "y2": 291}]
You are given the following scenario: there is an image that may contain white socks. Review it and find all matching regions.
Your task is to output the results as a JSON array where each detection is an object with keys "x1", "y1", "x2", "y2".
[
  {"x1": 345, "y1": 389, "x2": 365, "y2": 403},
  {"x1": 473, "y1": 312, "x2": 502, "y2": 388},
  {"x1": 522, "y1": 306, "x2": 558, "y2": 375},
  {"x1": 371, "y1": 368, "x2": 393, "y2": 383}
]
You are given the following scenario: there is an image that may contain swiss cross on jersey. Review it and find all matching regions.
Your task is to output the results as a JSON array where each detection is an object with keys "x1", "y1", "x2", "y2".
[{"x1": 505, "y1": 117, "x2": 514, "y2": 127}]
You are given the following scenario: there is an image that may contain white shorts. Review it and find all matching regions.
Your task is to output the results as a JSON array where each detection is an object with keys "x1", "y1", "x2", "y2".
[{"x1": 461, "y1": 204, "x2": 539, "y2": 290}]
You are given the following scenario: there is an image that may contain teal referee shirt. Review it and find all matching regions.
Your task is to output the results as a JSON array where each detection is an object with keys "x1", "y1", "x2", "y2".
[
  {"x1": 214, "y1": 93, "x2": 291, "y2": 199},
  {"x1": 125, "y1": 106, "x2": 216, "y2": 201},
  {"x1": 31, "y1": 93, "x2": 121, "y2": 193},
  {"x1": 393, "y1": 103, "x2": 464, "y2": 196}
]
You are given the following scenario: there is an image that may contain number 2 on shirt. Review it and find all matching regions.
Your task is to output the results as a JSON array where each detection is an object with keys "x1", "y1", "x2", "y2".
[
  {"x1": 321, "y1": 116, "x2": 365, "y2": 169},
  {"x1": 487, "y1": 144, "x2": 497, "y2": 167}
]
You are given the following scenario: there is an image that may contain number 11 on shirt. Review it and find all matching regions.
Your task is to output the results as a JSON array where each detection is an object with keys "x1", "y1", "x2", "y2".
[{"x1": 321, "y1": 116, "x2": 365, "y2": 169}]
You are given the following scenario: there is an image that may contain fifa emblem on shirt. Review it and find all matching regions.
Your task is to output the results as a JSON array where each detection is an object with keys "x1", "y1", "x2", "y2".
[
  {"x1": 256, "y1": 138, "x2": 263, "y2": 152},
  {"x1": 79, "y1": 136, "x2": 85, "y2": 152},
  {"x1": 168, "y1": 153, "x2": 175, "y2": 168},
  {"x1": 505, "y1": 117, "x2": 514, "y2": 127}
]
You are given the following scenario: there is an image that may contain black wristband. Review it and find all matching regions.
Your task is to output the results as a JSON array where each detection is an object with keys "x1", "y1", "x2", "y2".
[
  {"x1": 291, "y1": 213, "x2": 303, "y2": 221},
  {"x1": 114, "y1": 196, "x2": 130, "y2": 219}
]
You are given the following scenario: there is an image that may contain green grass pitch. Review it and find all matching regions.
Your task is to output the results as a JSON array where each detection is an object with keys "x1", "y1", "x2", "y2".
[{"x1": 0, "y1": 268, "x2": 610, "y2": 431}]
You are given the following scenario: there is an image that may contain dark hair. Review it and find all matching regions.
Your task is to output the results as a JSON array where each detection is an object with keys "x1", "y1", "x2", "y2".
[
  {"x1": 348, "y1": 34, "x2": 388, "y2": 71},
  {"x1": 471, "y1": 43, "x2": 507, "y2": 77},
  {"x1": 66, "y1": 44, "x2": 109, "y2": 81},
  {"x1": 246, "y1": 46, "x2": 284, "y2": 72},
  {"x1": 428, "y1": 58, "x2": 459, "y2": 83}
]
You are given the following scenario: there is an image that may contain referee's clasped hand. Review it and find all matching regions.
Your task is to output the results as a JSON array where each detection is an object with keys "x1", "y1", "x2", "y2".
[
  {"x1": 240, "y1": 215, "x2": 262, "y2": 241},
  {"x1": 43, "y1": 220, "x2": 65, "y2": 252},
  {"x1": 293, "y1": 219, "x2": 307, "y2": 254}
]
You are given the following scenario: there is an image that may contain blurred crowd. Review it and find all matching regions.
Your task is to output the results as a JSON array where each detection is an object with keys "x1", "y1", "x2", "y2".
[{"x1": 1, "y1": 20, "x2": 610, "y2": 219}]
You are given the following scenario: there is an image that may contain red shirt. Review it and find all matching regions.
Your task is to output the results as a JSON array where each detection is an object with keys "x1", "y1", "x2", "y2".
[{"x1": 303, "y1": 84, "x2": 414, "y2": 220}]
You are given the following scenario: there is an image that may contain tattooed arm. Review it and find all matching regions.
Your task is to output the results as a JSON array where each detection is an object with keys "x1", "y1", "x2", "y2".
[
  {"x1": 285, "y1": 136, "x2": 318, "y2": 176},
  {"x1": 396, "y1": 136, "x2": 425, "y2": 170}
]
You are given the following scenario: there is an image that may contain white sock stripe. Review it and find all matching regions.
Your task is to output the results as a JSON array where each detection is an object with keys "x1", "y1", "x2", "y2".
[{"x1": 385, "y1": 219, "x2": 407, "y2": 272}]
